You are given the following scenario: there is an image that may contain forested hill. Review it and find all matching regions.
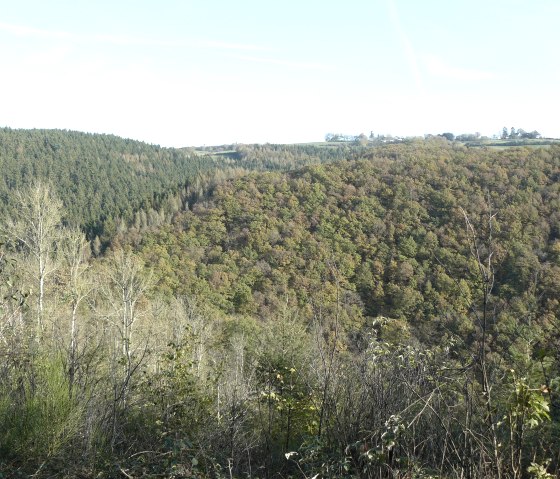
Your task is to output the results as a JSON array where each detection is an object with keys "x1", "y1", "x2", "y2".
[
  {"x1": 0, "y1": 128, "x2": 216, "y2": 237},
  {"x1": 0, "y1": 128, "x2": 363, "y2": 242},
  {"x1": 135, "y1": 140, "x2": 560, "y2": 346}
]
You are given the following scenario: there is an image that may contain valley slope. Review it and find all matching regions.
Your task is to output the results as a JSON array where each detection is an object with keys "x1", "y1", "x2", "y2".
[{"x1": 1, "y1": 136, "x2": 559, "y2": 478}]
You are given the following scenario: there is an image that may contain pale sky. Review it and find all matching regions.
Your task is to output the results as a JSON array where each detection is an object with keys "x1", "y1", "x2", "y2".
[{"x1": 1, "y1": 0, "x2": 559, "y2": 147}]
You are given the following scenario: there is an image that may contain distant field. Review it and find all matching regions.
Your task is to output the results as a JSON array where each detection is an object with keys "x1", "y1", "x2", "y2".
[{"x1": 463, "y1": 138, "x2": 560, "y2": 148}]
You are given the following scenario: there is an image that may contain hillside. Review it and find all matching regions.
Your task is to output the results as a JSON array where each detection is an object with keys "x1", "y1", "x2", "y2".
[
  {"x1": 0, "y1": 128, "x2": 223, "y2": 237},
  {"x1": 137, "y1": 140, "x2": 560, "y2": 346},
  {"x1": 1, "y1": 139, "x2": 559, "y2": 478},
  {"x1": 127, "y1": 139, "x2": 559, "y2": 476},
  {"x1": 0, "y1": 129, "x2": 365, "y2": 243}
]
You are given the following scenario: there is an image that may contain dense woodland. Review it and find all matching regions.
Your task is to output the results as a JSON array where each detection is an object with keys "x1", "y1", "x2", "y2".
[
  {"x1": 0, "y1": 129, "x2": 354, "y2": 245},
  {"x1": 1, "y1": 132, "x2": 559, "y2": 478}
]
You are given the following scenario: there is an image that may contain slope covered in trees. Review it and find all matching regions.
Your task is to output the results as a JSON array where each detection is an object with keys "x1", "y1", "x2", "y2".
[
  {"x1": 132, "y1": 140, "x2": 560, "y2": 475},
  {"x1": 138, "y1": 140, "x2": 560, "y2": 344},
  {"x1": 0, "y1": 129, "x2": 362, "y2": 244},
  {"x1": 1, "y1": 139, "x2": 560, "y2": 478},
  {"x1": 0, "y1": 128, "x2": 225, "y2": 238}
]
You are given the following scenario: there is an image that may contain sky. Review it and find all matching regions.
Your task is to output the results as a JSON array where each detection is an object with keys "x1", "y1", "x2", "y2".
[{"x1": 1, "y1": 0, "x2": 559, "y2": 147}]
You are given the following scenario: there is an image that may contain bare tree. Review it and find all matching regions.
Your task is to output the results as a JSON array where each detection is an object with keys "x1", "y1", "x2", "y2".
[
  {"x1": 103, "y1": 249, "x2": 153, "y2": 405},
  {"x1": 460, "y1": 205, "x2": 502, "y2": 479},
  {"x1": 57, "y1": 228, "x2": 92, "y2": 396},
  {"x1": 0, "y1": 182, "x2": 62, "y2": 341},
  {"x1": 95, "y1": 249, "x2": 153, "y2": 450}
]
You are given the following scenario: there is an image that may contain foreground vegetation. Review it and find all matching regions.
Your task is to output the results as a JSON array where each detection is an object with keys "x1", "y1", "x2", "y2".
[{"x1": 1, "y1": 137, "x2": 559, "y2": 477}]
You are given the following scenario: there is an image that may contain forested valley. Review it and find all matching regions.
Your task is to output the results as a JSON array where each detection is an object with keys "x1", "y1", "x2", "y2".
[{"x1": 1, "y1": 131, "x2": 560, "y2": 478}]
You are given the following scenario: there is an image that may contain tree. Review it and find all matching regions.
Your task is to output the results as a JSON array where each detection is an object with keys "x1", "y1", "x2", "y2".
[
  {"x1": 440, "y1": 132, "x2": 455, "y2": 141},
  {"x1": 0, "y1": 182, "x2": 63, "y2": 340},
  {"x1": 461, "y1": 205, "x2": 503, "y2": 478},
  {"x1": 502, "y1": 127, "x2": 508, "y2": 139},
  {"x1": 103, "y1": 249, "x2": 153, "y2": 408},
  {"x1": 355, "y1": 133, "x2": 369, "y2": 146},
  {"x1": 57, "y1": 228, "x2": 92, "y2": 395}
]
